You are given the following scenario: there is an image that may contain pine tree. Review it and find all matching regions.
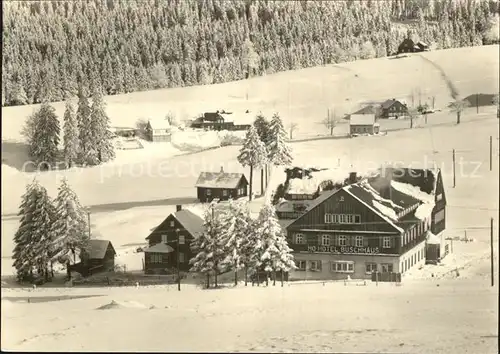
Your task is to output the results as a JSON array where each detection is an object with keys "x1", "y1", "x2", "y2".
[
  {"x1": 90, "y1": 86, "x2": 115, "y2": 163},
  {"x1": 273, "y1": 226, "x2": 296, "y2": 287},
  {"x1": 29, "y1": 102, "x2": 60, "y2": 169},
  {"x1": 50, "y1": 178, "x2": 90, "y2": 279},
  {"x1": 267, "y1": 113, "x2": 293, "y2": 167},
  {"x1": 12, "y1": 181, "x2": 39, "y2": 281},
  {"x1": 30, "y1": 183, "x2": 57, "y2": 281},
  {"x1": 254, "y1": 202, "x2": 285, "y2": 286},
  {"x1": 76, "y1": 86, "x2": 95, "y2": 164},
  {"x1": 63, "y1": 100, "x2": 79, "y2": 168},
  {"x1": 189, "y1": 202, "x2": 227, "y2": 288},
  {"x1": 237, "y1": 125, "x2": 268, "y2": 201},
  {"x1": 253, "y1": 114, "x2": 271, "y2": 195},
  {"x1": 219, "y1": 199, "x2": 251, "y2": 286}
]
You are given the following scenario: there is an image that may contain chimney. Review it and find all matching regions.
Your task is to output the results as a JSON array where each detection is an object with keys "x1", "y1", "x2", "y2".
[
  {"x1": 220, "y1": 166, "x2": 224, "y2": 173},
  {"x1": 176, "y1": 205, "x2": 182, "y2": 212},
  {"x1": 348, "y1": 172, "x2": 357, "y2": 184}
]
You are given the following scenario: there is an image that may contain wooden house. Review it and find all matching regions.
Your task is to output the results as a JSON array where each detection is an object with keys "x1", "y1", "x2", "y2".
[
  {"x1": 349, "y1": 114, "x2": 379, "y2": 135},
  {"x1": 415, "y1": 41, "x2": 429, "y2": 52},
  {"x1": 195, "y1": 167, "x2": 249, "y2": 202},
  {"x1": 379, "y1": 99, "x2": 408, "y2": 119},
  {"x1": 146, "y1": 119, "x2": 171, "y2": 142},
  {"x1": 69, "y1": 239, "x2": 117, "y2": 277},
  {"x1": 281, "y1": 167, "x2": 447, "y2": 282},
  {"x1": 397, "y1": 38, "x2": 428, "y2": 54},
  {"x1": 144, "y1": 205, "x2": 204, "y2": 274},
  {"x1": 346, "y1": 105, "x2": 381, "y2": 120},
  {"x1": 190, "y1": 111, "x2": 252, "y2": 131}
]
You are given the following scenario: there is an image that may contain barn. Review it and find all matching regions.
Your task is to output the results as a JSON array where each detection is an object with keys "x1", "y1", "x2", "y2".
[
  {"x1": 69, "y1": 239, "x2": 117, "y2": 277},
  {"x1": 146, "y1": 119, "x2": 171, "y2": 142},
  {"x1": 195, "y1": 167, "x2": 249, "y2": 202},
  {"x1": 144, "y1": 205, "x2": 204, "y2": 274},
  {"x1": 349, "y1": 114, "x2": 379, "y2": 135}
]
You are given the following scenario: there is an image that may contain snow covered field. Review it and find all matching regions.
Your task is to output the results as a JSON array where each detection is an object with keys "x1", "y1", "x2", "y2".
[{"x1": 2, "y1": 274, "x2": 498, "y2": 352}]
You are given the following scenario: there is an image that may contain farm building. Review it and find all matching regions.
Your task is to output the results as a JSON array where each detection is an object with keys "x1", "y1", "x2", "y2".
[
  {"x1": 346, "y1": 105, "x2": 381, "y2": 119},
  {"x1": 349, "y1": 114, "x2": 379, "y2": 135},
  {"x1": 146, "y1": 119, "x2": 171, "y2": 142},
  {"x1": 190, "y1": 111, "x2": 252, "y2": 131},
  {"x1": 397, "y1": 38, "x2": 428, "y2": 54},
  {"x1": 281, "y1": 167, "x2": 447, "y2": 282},
  {"x1": 379, "y1": 99, "x2": 408, "y2": 119},
  {"x1": 144, "y1": 205, "x2": 204, "y2": 274},
  {"x1": 68, "y1": 239, "x2": 117, "y2": 277},
  {"x1": 195, "y1": 167, "x2": 249, "y2": 202}
]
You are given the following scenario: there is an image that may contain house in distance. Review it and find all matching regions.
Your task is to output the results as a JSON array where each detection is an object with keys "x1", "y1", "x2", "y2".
[
  {"x1": 397, "y1": 38, "x2": 429, "y2": 54},
  {"x1": 190, "y1": 110, "x2": 252, "y2": 131},
  {"x1": 349, "y1": 114, "x2": 379, "y2": 135},
  {"x1": 379, "y1": 99, "x2": 408, "y2": 119},
  {"x1": 195, "y1": 167, "x2": 249, "y2": 202},
  {"x1": 146, "y1": 119, "x2": 171, "y2": 142},
  {"x1": 69, "y1": 239, "x2": 117, "y2": 277},
  {"x1": 144, "y1": 205, "x2": 204, "y2": 275}
]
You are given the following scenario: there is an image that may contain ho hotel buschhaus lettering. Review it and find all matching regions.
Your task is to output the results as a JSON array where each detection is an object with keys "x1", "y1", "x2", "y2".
[{"x1": 307, "y1": 245, "x2": 380, "y2": 254}]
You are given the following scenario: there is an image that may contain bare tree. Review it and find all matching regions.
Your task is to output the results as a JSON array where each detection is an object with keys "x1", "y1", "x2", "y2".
[
  {"x1": 407, "y1": 107, "x2": 419, "y2": 129},
  {"x1": 288, "y1": 123, "x2": 298, "y2": 140},
  {"x1": 449, "y1": 99, "x2": 470, "y2": 124},
  {"x1": 322, "y1": 109, "x2": 338, "y2": 136}
]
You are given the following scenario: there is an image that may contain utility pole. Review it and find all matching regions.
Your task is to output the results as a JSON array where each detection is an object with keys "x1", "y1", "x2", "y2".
[
  {"x1": 176, "y1": 228, "x2": 181, "y2": 291},
  {"x1": 452, "y1": 149, "x2": 456, "y2": 188},
  {"x1": 490, "y1": 218, "x2": 494, "y2": 287},
  {"x1": 490, "y1": 135, "x2": 493, "y2": 171}
]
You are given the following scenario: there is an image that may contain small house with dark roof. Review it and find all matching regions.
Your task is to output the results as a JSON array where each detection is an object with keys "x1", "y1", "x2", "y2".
[
  {"x1": 195, "y1": 167, "x2": 249, "y2": 202},
  {"x1": 69, "y1": 239, "x2": 117, "y2": 276},
  {"x1": 280, "y1": 167, "x2": 447, "y2": 282},
  {"x1": 144, "y1": 205, "x2": 204, "y2": 274},
  {"x1": 379, "y1": 99, "x2": 408, "y2": 119}
]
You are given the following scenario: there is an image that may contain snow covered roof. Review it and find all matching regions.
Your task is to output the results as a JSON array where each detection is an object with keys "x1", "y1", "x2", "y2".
[
  {"x1": 148, "y1": 119, "x2": 171, "y2": 131},
  {"x1": 146, "y1": 209, "x2": 204, "y2": 240},
  {"x1": 381, "y1": 99, "x2": 406, "y2": 109},
  {"x1": 195, "y1": 171, "x2": 246, "y2": 189},
  {"x1": 350, "y1": 114, "x2": 376, "y2": 126},
  {"x1": 426, "y1": 231, "x2": 441, "y2": 245},
  {"x1": 144, "y1": 243, "x2": 175, "y2": 254},
  {"x1": 351, "y1": 105, "x2": 379, "y2": 116},
  {"x1": 220, "y1": 112, "x2": 254, "y2": 125},
  {"x1": 88, "y1": 239, "x2": 116, "y2": 259}
]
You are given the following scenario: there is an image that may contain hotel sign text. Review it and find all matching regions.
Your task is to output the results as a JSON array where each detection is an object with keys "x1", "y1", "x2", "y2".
[{"x1": 307, "y1": 245, "x2": 380, "y2": 255}]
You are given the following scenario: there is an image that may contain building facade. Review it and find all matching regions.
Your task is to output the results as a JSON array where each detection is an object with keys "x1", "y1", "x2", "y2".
[
  {"x1": 144, "y1": 205, "x2": 204, "y2": 274},
  {"x1": 146, "y1": 119, "x2": 171, "y2": 142},
  {"x1": 283, "y1": 170, "x2": 445, "y2": 281},
  {"x1": 380, "y1": 99, "x2": 408, "y2": 119},
  {"x1": 349, "y1": 114, "x2": 379, "y2": 135},
  {"x1": 195, "y1": 168, "x2": 249, "y2": 203}
]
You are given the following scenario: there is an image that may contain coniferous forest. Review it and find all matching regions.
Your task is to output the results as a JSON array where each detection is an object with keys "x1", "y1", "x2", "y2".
[{"x1": 2, "y1": 0, "x2": 499, "y2": 107}]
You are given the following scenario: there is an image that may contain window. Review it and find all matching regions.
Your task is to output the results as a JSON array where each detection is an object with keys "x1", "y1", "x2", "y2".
[
  {"x1": 222, "y1": 189, "x2": 228, "y2": 197},
  {"x1": 321, "y1": 234, "x2": 331, "y2": 246},
  {"x1": 331, "y1": 261, "x2": 355, "y2": 273},
  {"x1": 365, "y1": 262, "x2": 377, "y2": 274},
  {"x1": 150, "y1": 254, "x2": 162, "y2": 263},
  {"x1": 436, "y1": 193, "x2": 443, "y2": 202},
  {"x1": 381, "y1": 263, "x2": 393, "y2": 273},
  {"x1": 239, "y1": 187, "x2": 245, "y2": 195},
  {"x1": 382, "y1": 236, "x2": 391, "y2": 248},
  {"x1": 324, "y1": 213, "x2": 334, "y2": 223},
  {"x1": 434, "y1": 209, "x2": 445, "y2": 223},
  {"x1": 400, "y1": 262, "x2": 404, "y2": 273},
  {"x1": 310, "y1": 261, "x2": 321, "y2": 271},
  {"x1": 161, "y1": 234, "x2": 168, "y2": 244},
  {"x1": 295, "y1": 233, "x2": 305, "y2": 244},
  {"x1": 355, "y1": 236, "x2": 364, "y2": 247},
  {"x1": 296, "y1": 260, "x2": 306, "y2": 271},
  {"x1": 326, "y1": 214, "x2": 361, "y2": 224},
  {"x1": 338, "y1": 235, "x2": 347, "y2": 246},
  {"x1": 206, "y1": 189, "x2": 212, "y2": 196},
  {"x1": 179, "y1": 252, "x2": 185, "y2": 263},
  {"x1": 170, "y1": 221, "x2": 175, "y2": 227},
  {"x1": 179, "y1": 235, "x2": 185, "y2": 245}
]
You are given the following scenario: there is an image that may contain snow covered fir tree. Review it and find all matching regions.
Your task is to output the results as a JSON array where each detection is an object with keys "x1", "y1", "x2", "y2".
[{"x1": 12, "y1": 178, "x2": 89, "y2": 283}]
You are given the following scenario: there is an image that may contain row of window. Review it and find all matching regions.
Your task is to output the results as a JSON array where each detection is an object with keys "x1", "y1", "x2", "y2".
[
  {"x1": 324, "y1": 213, "x2": 361, "y2": 224},
  {"x1": 206, "y1": 188, "x2": 246, "y2": 197},
  {"x1": 294, "y1": 233, "x2": 393, "y2": 249},
  {"x1": 295, "y1": 260, "x2": 394, "y2": 274},
  {"x1": 161, "y1": 234, "x2": 186, "y2": 244},
  {"x1": 403, "y1": 221, "x2": 427, "y2": 246},
  {"x1": 150, "y1": 253, "x2": 186, "y2": 264},
  {"x1": 289, "y1": 194, "x2": 315, "y2": 200},
  {"x1": 401, "y1": 248, "x2": 425, "y2": 273},
  {"x1": 397, "y1": 204, "x2": 418, "y2": 219}
]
